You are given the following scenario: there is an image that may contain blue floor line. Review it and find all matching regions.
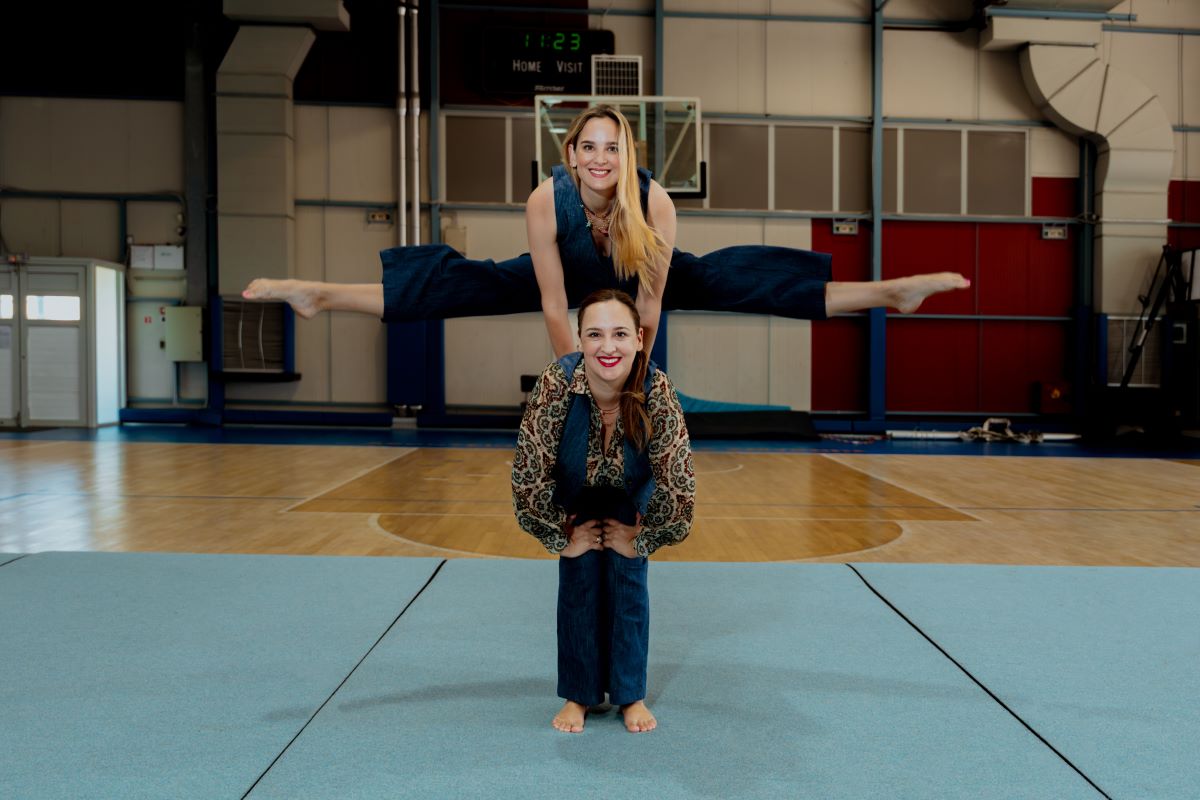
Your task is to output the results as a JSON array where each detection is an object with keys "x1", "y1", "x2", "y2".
[
  {"x1": 846, "y1": 563, "x2": 1113, "y2": 800},
  {"x1": 239, "y1": 559, "x2": 448, "y2": 800},
  {"x1": 3, "y1": 425, "x2": 1199, "y2": 458}
]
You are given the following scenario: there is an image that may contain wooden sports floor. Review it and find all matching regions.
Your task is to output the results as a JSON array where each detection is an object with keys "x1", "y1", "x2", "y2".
[{"x1": 2, "y1": 438, "x2": 1198, "y2": 566}]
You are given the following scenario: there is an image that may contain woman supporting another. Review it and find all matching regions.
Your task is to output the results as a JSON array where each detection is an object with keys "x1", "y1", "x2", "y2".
[
  {"x1": 512, "y1": 289, "x2": 695, "y2": 733},
  {"x1": 243, "y1": 105, "x2": 968, "y2": 357}
]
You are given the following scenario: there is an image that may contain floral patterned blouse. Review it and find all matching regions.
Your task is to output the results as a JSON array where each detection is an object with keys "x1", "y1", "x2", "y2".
[{"x1": 512, "y1": 360, "x2": 695, "y2": 557}]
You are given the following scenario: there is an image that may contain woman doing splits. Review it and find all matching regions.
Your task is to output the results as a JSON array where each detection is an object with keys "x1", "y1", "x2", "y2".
[
  {"x1": 242, "y1": 105, "x2": 969, "y2": 356},
  {"x1": 512, "y1": 289, "x2": 695, "y2": 733}
]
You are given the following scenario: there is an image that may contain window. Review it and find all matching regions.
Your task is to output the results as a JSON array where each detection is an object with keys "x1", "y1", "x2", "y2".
[
  {"x1": 0, "y1": 294, "x2": 12, "y2": 319},
  {"x1": 25, "y1": 295, "x2": 81, "y2": 321}
]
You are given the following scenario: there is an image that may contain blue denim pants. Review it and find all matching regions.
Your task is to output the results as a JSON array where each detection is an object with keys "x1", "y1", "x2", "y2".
[{"x1": 557, "y1": 549, "x2": 649, "y2": 707}]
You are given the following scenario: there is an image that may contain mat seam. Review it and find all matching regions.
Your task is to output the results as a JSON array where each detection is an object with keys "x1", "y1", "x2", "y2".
[
  {"x1": 845, "y1": 563, "x2": 1114, "y2": 800},
  {"x1": 0, "y1": 554, "x2": 30, "y2": 569},
  {"x1": 239, "y1": 558, "x2": 448, "y2": 799}
]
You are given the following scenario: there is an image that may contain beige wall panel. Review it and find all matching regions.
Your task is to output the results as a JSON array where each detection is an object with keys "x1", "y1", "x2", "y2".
[
  {"x1": 767, "y1": 317, "x2": 812, "y2": 410},
  {"x1": 883, "y1": 30, "x2": 977, "y2": 119},
  {"x1": 1172, "y1": 131, "x2": 1185, "y2": 181},
  {"x1": 217, "y1": 215, "x2": 295, "y2": 294},
  {"x1": 445, "y1": 210, "x2": 528, "y2": 260},
  {"x1": 1110, "y1": 0, "x2": 1200, "y2": 28},
  {"x1": 511, "y1": 116, "x2": 536, "y2": 203},
  {"x1": 599, "y1": 15, "x2": 655, "y2": 96},
  {"x1": 667, "y1": 313, "x2": 770, "y2": 404},
  {"x1": 594, "y1": 0, "x2": 654, "y2": 10},
  {"x1": 0, "y1": 97, "x2": 53, "y2": 188},
  {"x1": 329, "y1": 312, "x2": 386, "y2": 403},
  {"x1": 745, "y1": 0, "x2": 870, "y2": 13},
  {"x1": 1188, "y1": 133, "x2": 1200, "y2": 181},
  {"x1": 126, "y1": 101, "x2": 184, "y2": 192},
  {"x1": 50, "y1": 100, "x2": 129, "y2": 192},
  {"x1": 1184, "y1": 36, "x2": 1200, "y2": 128},
  {"x1": 664, "y1": 19, "x2": 765, "y2": 114},
  {"x1": 217, "y1": 96, "x2": 292, "y2": 137},
  {"x1": 1106, "y1": 31, "x2": 1181, "y2": 125},
  {"x1": 2, "y1": 199, "x2": 60, "y2": 256},
  {"x1": 676, "y1": 216, "x2": 764, "y2": 252},
  {"x1": 329, "y1": 106, "x2": 395, "y2": 202},
  {"x1": 127, "y1": 201, "x2": 184, "y2": 245},
  {"x1": 1030, "y1": 126, "x2": 1079, "y2": 177},
  {"x1": 763, "y1": 218, "x2": 812, "y2": 250},
  {"x1": 665, "y1": 0, "x2": 768, "y2": 13},
  {"x1": 444, "y1": 313, "x2": 555, "y2": 407},
  {"x1": 294, "y1": 206, "x2": 326, "y2": 282},
  {"x1": 765, "y1": 23, "x2": 871, "y2": 118},
  {"x1": 294, "y1": 105, "x2": 330, "y2": 199},
  {"x1": 978, "y1": 50, "x2": 1040, "y2": 121},
  {"x1": 60, "y1": 201, "x2": 121, "y2": 262},
  {"x1": 218, "y1": 133, "x2": 294, "y2": 216},
  {"x1": 323, "y1": 207, "x2": 393, "y2": 284},
  {"x1": 444, "y1": 116, "x2": 506, "y2": 203}
]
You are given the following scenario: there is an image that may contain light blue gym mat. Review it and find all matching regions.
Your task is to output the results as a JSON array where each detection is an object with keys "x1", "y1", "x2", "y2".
[
  {"x1": 247, "y1": 560, "x2": 1095, "y2": 799},
  {"x1": 0, "y1": 552, "x2": 441, "y2": 799},
  {"x1": 3, "y1": 554, "x2": 1193, "y2": 799},
  {"x1": 0, "y1": 552, "x2": 24, "y2": 568},
  {"x1": 854, "y1": 563, "x2": 1200, "y2": 800}
]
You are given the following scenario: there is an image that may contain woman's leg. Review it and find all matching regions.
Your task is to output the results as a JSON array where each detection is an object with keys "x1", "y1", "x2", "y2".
[
  {"x1": 554, "y1": 550, "x2": 605, "y2": 733},
  {"x1": 241, "y1": 245, "x2": 541, "y2": 322},
  {"x1": 604, "y1": 551, "x2": 655, "y2": 733},
  {"x1": 825, "y1": 272, "x2": 971, "y2": 315}
]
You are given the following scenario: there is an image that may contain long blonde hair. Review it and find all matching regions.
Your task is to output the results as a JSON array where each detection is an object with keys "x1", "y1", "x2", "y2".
[
  {"x1": 577, "y1": 289, "x2": 653, "y2": 451},
  {"x1": 562, "y1": 105, "x2": 668, "y2": 292}
]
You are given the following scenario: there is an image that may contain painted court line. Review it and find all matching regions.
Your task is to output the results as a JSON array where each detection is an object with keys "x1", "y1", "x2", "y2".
[
  {"x1": 239, "y1": 559, "x2": 448, "y2": 799},
  {"x1": 846, "y1": 564, "x2": 1113, "y2": 800},
  {"x1": 281, "y1": 449, "x2": 416, "y2": 513}
]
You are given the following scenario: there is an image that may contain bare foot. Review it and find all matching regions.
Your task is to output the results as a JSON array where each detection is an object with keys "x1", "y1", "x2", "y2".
[
  {"x1": 890, "y1": 272, "x2": 970, "y2": 314},
  {"x1": 552, "y1": 700, "x2": 587, "y2": 733},
  {"x1": 620, "y1": 701, "x2": 657, "y2": 733},
  {"x1": 241, "y1": 278, "x2": 325, "y2": 319}
]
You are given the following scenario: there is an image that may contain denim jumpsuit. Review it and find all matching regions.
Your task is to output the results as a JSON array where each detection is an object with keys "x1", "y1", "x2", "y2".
[
  {"x1": 380, "y1": 166, "x2": 833, "y2": 322},
  {"x1": 552, "y1": 352, "x2": 657, "y2": 708}
]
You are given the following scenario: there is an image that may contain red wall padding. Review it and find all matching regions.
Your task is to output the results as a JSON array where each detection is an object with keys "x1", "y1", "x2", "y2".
[
  {"x1": 809, "y1": 177, "x2": 1082, "y2": 412},
  {"x1": 1169, "y1": 180, "x2": 1200, "y2": 250}
]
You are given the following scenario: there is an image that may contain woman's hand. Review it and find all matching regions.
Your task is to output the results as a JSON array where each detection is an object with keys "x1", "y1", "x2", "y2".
[
  {"x1": 600, "y1": 514, "x2": 642, "y2": 558},
  {"x1": 561, "y1": 516, "x2": 605, "y2": 558}
]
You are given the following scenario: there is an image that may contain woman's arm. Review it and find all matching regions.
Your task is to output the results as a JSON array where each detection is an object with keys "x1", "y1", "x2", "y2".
[
  {"x1": 632, "y1": 370, "x2": 695, "y2": 556},
  {"x1": 526, "y1": 180, "x2": 576, "y2": 358},
  {"x1": 512, "y1": 364, "x2": 572, "y2": 553},
  {"x1": 638, "y1": 180, "x2": 677, "y2": 356}
]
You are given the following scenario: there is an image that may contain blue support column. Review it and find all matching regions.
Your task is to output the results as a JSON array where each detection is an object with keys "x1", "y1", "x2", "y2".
[{"x1": 868, "y1": 2, "x2": 887, "y2": 421}]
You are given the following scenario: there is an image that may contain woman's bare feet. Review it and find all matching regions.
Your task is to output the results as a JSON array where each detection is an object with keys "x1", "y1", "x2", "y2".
[
  {"x1": 890, "y1": 272, "x2": 971, "y2": 313},
  {"x1": 620, "y1": 701, "x2": 657, "y2": 733},
  {"x1": 242, "y1": 278, "x2": 325, "y2": 319},
  {"x1": 552, "y1": 700, "x2": 588, "y2": 733}
]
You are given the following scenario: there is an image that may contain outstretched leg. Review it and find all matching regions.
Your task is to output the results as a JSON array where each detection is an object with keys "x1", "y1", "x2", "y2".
[
  {"x1": 242, "y1": 279, "x2": 382, "y2": 318},
  {"x1": 825, "y1": 272, "x2": 970, "y2": 315}
]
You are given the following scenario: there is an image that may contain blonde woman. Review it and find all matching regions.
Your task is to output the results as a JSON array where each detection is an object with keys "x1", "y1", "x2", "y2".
[{"x1": 243, "y1": 105, "x2": 967, "y2": 356}]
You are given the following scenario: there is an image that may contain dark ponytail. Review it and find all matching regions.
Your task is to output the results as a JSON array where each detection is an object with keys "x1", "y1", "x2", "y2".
[{"x1": 576, "y1": 289, "x2": 653, "y2": 451}]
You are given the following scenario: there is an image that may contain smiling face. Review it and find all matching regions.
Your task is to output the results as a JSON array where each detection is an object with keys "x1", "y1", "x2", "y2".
[
  {"x1": 567, "y1": 116, "x2": 622, "y2": 200},
  {"x1": 578, "y1": 298, "x2": 643, "y2": 386}
]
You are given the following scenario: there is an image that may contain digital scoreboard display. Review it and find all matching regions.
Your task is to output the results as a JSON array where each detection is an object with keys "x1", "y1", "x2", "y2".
[{"x1": 483, "y1": 28, "x2": 615, "y2": 94}]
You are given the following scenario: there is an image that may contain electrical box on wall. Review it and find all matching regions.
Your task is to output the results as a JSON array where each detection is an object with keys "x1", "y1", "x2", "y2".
[{"x1": 165, "y1": 307, "x2": 203, "y2": 362}]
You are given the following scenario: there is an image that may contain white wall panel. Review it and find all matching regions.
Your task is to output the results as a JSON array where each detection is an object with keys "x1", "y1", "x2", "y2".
[
  {"x1": 294, "y1": 105, "x2": 330, "y2": 199},
  {"x1": 60, "y1": 201, "x2": 120, "y2": 262},
  {"x1": 883, "y1": 29, "x2": 978, "y2": 119},
  {"x1": 445, "y1": 210, "x2": 527, "y2": 260},
  {"x1": 676, "y1": 216, "x2": 765, "y2": 253},
  {"x1": 664, "y1": 18, "x2": 765, "y2": 115},
  {"x1": 978, "y1": 49, "x2": 1040, "y2": 121},
  {"x1": 1106, "y1": 31, "x2": 1181, "y2": 125},
  {"x1": 329, "y1": 106, "x2": 395, "y2": 202},
  {"x1": 326, "y1": 207, "x2": 389, "y2": 404},
  {"x1": 765, "y1": 23, "x2": 871, "y2": 118},
  {"x1": 598, "y1": 15, "x2": 655, "y2": 96},
  {"x1": 1030, "y1": 126, "x2": 1079, "y2": 178}
]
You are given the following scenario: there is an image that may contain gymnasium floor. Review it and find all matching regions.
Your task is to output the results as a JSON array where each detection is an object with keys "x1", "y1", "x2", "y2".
[{"x1": 2, "y1": 426, "x2": 1198, "y2": 798}]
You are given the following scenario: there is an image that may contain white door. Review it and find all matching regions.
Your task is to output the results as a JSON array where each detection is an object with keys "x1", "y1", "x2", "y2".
[
  {"x1": 0, "y1": 266, "x2": 18, "y2": 425},
  {"x1": 21, "y1": 265, "x2": 87, "y2": 427}
]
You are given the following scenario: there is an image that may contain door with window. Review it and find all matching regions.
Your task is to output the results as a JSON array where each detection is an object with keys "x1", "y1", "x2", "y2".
[{"x1": 18, "y1": 265, "x2": 87, "y2": 427}]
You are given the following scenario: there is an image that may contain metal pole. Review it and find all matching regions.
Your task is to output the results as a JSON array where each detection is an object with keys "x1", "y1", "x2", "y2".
[
  {"x1": 410, "y1": 0, "x2": 421, "y2": 245},
  {"x1": 868, "y1": 1, "x2": 886, "y2": 421},
  {"x1": 398, "y1": 5, "x2": 408, "y2": 247}
]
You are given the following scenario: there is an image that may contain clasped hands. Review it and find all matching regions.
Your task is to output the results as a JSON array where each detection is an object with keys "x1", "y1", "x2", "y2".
[{"x1": 561, "y1": 514, "x2": 641, "y2": 559}]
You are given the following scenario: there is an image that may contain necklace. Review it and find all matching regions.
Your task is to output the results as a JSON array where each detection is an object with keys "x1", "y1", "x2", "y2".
[
  {"x1": 598, "y1": 404, "x2": 619, "y2": 421},
  {"x1": 582, "y1": 202, "x2": 612, "y2": 237}
]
